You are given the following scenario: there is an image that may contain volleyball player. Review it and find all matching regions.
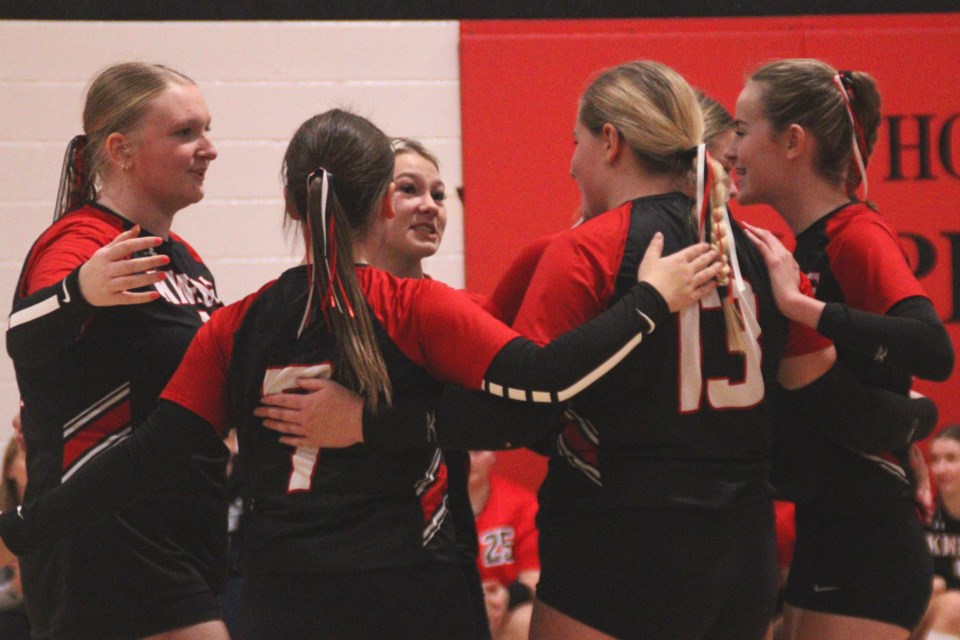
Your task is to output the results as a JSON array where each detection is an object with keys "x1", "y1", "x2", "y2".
[{"x1": 732, "y1": 58, "x2": 955, "y2": 640}]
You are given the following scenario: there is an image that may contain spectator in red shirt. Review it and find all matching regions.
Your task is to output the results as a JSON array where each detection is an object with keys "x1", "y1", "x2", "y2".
[{"x1": 469, "y1": 451, "x2": 540, "y2": 640}]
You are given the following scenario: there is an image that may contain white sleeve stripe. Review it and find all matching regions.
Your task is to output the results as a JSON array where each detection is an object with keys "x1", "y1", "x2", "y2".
[
  {"x1": 482, "y1": 331, "x2": 645, "y2": 404},
  {"x1": 64, "y1": 383, "x2": 131, "y2": 438},
  {"x1": 637, "y1": 310, "x2": 655, "y2": 333},
  {"x1": 507, "y1": 388, "x2": 526, "y2": 401},
  {"x1": 7, "y1": 294, "x2": 60, "y2": 330}
]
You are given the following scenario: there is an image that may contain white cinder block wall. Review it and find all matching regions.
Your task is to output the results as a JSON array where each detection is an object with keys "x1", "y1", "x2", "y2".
[{"x1": 0, "y1": 20, "x2": 464, "y2": 442}]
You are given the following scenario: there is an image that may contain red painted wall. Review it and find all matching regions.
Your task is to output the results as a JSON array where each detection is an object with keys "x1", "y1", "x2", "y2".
[{"x1": 460, "y1": 15, "x2": 960, "y2": 490}]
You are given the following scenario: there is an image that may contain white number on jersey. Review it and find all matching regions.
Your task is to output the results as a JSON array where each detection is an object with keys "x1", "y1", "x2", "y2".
[
  {"x1": 678, "y1": 283, "x2": 764, "y2": 413},
  {"x1": 261, "y1": 363, "x2": 333, "y2": 493},
  {"x1": 480, "y1": 526, "x2": 516, "y2": 567}
]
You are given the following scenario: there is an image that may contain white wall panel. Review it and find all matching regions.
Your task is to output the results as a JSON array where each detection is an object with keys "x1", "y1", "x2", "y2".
[{"x1": 0, "y1": 20, "x2": 463, "y2": 444}]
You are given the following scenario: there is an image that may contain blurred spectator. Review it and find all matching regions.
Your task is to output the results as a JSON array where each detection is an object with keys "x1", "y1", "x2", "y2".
[
  {"x1": 913, "y1": 426, "x2": 960, "y2": 640},
  {"x1": 469, "y1": 451, "x2": 540, "y2": 640},
  {"x1": 0, "y1": 414, "x2": 30, "y2": 640}
]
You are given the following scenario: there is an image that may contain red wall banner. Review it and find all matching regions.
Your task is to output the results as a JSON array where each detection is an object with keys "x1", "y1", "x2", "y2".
[{"x1": 460, "y1": 15, "x2": 960, "y2": 489}]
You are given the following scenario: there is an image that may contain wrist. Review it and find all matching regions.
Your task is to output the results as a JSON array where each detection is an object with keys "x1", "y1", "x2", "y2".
[
  {"x1": 507, "y1": 581, "x2": 534, "y2": 609},
  {"x1": 67, "y1": 266, "x2": 95, "y2": 310},
  {"x1": 781, "y1": 292, "x2": 824, "y2": 329}
]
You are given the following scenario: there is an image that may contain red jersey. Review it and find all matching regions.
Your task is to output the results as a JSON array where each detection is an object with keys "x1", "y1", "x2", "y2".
[{"x1": 475, "y1": 475, "x2": 540, "y2": 585}]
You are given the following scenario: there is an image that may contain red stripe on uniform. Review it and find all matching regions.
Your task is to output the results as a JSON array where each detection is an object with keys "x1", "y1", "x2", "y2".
[
  {"x1": 560, "y1": 419, "x2": 598, "y2": 467},
  {"x1": 62, "y1": 400, "x2": 131, "y2": 471},
  {"x1": 420, "y1": 462, "x2": 448, "y2": 524}
]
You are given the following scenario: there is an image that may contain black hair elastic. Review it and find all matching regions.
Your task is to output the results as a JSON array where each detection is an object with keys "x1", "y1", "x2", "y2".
[
  {"x1": 53, "y1": 134, "x2": 90, "y2": 221},
  {"x1": 678, "y1": 146, "x2": 699, "y2": 163},
  {"x1": 837, "y1": 70, "x2": 855, "y2": 94}
]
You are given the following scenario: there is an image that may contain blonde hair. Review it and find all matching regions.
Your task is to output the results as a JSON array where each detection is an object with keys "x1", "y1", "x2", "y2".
[
  {"x1": 392, "y1": 138, "x2": 440, "y2": 171},
  {"x1": 750, "y1": 59, "x2": 881, "y2": 198},
  {"x1": 56, "y1": 62, "x2": 196, "y2": 220},
  {"x1": 580, "y1": 62, "x2": 739, "y2": 346},
  {"x1": 579, "y1": 61, "x2": 703, "y2": 176},
  {"x1": 696, "y1": 91, "x2": 735, "y2": 150}
]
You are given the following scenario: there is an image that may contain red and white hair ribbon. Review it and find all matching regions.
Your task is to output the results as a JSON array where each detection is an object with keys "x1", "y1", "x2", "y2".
[{"x1": 832, "y1": 73, "x2": 869, "y2": 201}]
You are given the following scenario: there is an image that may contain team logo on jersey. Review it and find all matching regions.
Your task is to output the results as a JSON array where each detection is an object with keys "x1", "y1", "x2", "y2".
[
  {"x1": 927, "y1": 531, "x2": 960, "y2": 559},
  {"x1": 154, "y1": 273, "x2": 220, "y2": 312}
]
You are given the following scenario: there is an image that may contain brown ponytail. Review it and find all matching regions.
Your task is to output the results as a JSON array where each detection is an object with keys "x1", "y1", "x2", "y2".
[
  {"x1": 54, "y1": 135, "x2": 94, "y2": 221},
  {"x1": 283, "y1": 110, "x2": 395, "y2": 411}
]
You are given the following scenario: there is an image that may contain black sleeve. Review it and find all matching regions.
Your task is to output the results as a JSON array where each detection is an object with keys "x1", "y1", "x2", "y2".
[
  {"x1": 364, "y1": 281, "x2": 670, "y2": 450},
  {"x1": 363, "y1": 386, "x2": 564, "y2": 450},
  {"x1": 480, "y1": 281, "x2": 670, "y2": 403},
  {"x1": 6, "y1": 267, "x2": 97, "y2": 368},
  {"x1": 0, "y1": 401, "x2": 217, "y2": 554},
  {"x1": 817, "y1": 296, "x2": 955, "y2": 381},
  {"x1": 776, "y1": 363, "x2": 939, "y2": 454}
]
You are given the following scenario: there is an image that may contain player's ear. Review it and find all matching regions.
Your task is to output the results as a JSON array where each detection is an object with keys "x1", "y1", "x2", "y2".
[
  {"x1": 601, "y1": 123, "x2": 624, "y2": 164},
  {"x1": 381, "y1": 182, "x2": 396, "y2": 219},
  {"x1": 784, "y1": 123, "x2": 807, "y2": 160}
]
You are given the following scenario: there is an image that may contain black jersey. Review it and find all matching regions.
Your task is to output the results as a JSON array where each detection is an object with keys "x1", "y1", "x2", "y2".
[
  {"x1": 159, "y1": 262, "x2": 666, "y2": 576},
  {"x1": 513, "y1": 194, "x2": 827, "y2": 520},
  {"x1": 793, "y1": 202, "x2": 928, "y2": 504},
  {"x1": 927, "y1": 496, "x2": 960, "y2": 590},
  {"x1": 6, "y1": 204, "x2": 227, "y2": 638},
  {"x1": 161, "y1": 266, "x2": 516, "y2": 575}
]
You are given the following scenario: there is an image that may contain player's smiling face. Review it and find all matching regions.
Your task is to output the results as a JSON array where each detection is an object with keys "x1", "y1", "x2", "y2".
[
  {"x1": 727, "y1": 81, "x2": 787, "y2": 207},
  {"x1": 709, "y1": 129, "x2": 738, "y2": 201},
  {"x1": 125, "y1": 83, "x2": 217, "y2": 217},
  {"x1": 932, "y1": 437, "x2": 960, "y2": 499},
  {"x1": 385, "y1": 151, "x2": 447, "y2": 264}
]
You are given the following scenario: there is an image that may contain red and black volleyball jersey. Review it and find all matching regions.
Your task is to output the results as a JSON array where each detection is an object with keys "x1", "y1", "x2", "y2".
[
  {"x1": 6, "y1": 203, "x2": 225, "y2": 637},
  {"x1": 795, "y1": 201, "x2": 927, "y2": 394},
  {"x1": 489, "y1": 232, "x2": 562, "y2": 325},
  {"x1": 927, "y1": 495, "x2": 960, "y2": 590},
  {"x1": 161, "y1": 265, "x2": 520, "y2": 575},
  {"x1": 793, "y1": 201, "x2": 928, "y2": 497},
  {"x1": 513, "y1": 193, "x2": 826, "y2": 518}
]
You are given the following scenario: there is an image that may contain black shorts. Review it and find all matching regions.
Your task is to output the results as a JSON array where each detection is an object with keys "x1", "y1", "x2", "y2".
[
  {"x1": 46, "y1": 589, "x2": 221, "y2": 640},
  {"x1": 785, "y1": 496, "x2": 932, "y2": 630},
  {"x1": 537, "y1": 499, "x2": 777, "y2": 640},
  {"x1": 241, "y1": 562, "x2": 489, "y2": 640}
]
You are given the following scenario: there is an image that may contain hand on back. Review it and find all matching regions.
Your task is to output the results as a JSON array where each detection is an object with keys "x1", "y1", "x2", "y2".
[{"x1": 637, "y1": 232, "x2": 721, "y2": 313}]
